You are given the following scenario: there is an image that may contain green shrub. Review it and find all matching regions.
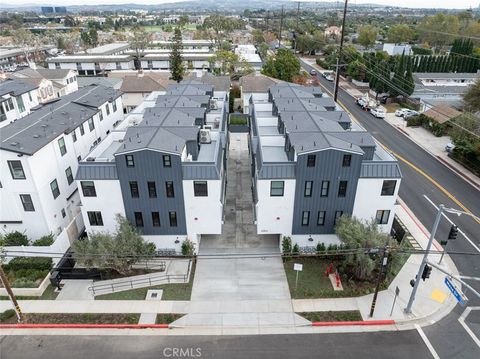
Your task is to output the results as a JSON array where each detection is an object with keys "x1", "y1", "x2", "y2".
[
  {"x1": 0, "y1": 309, "x2": 16, "y2": 322},
  {"x1": 12, "y1": 278, "x2": 38, "y2": 288},
  {"x1": 292, "y1": 243, "x2": 300, "y2": 255},
  {"x1": 33, "y1": 234, "x2": 54, "y2": 246},
  {"x1": 4, "y1": 257, "x2": 53, "y2": 271},
  {"x1": 412, "y1": 46, "x2": 432, "y2": 55},
  {"x1": 3, "y1": 231, "x2": 28, "y2": 246},
  {"x1": 229, "y1": 115, "x2": 247, "y2": 125},
  {"x1": 282, "y1": 236, "x2": 292, "y2": 254},
  {"x1": 316, "y1": 242, "x2": 326, "y2": 253},
  {"x1": 181, "y1": 239, "x2": 195, "y2": 256}
]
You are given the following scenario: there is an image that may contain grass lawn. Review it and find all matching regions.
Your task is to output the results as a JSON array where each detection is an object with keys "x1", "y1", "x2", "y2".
[
  {"x1": 155, "y1": 314, "x2": 184, "y2": 324},
  {"x1": 284, "y1": 255, "x2": 409, "y2": 299},
  {"x1": 229, "y1": 114, "x2": 248, "y2": 125},
  {"x1": 0, "y1": 284, "x2": 59, "y2": 301},
  {"x1": 298, "y1": 310, "x2": 363, "y2": 322},
  {"x1": 95, "y1": 260, "x2": 196, "y2": 301},
  {"x1": 143, "y1": 24, "x2": 197, "y2": 32},
  {"x1": 0, "y1": 312, "x2": 140, "y2": 325},
  {"x1": 384, "y1": 103, "x2": 400, "y2": 113}
]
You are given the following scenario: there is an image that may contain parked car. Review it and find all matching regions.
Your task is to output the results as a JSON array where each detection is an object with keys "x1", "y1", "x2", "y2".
[
  {"x1": 325, "y1": 74, "x2": 334, "y2": 82},
  {"x1": 310, "y1": 69, "x2": 317, "y2": 76},
  {"x1": 445, "y1": 143, "x2": 455, "y2": 153},
  {"x1": 395, "y1": 108, "x2": 411, "y2": 117},
  {"x1": 403, "y1": 110, "x2": 420, "y2": 120},
  {"x1": 370, "y1": 107, "x2": 386, "y2": 119}
]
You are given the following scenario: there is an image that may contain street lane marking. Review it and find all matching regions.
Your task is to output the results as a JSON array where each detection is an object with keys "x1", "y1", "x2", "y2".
[
  {"x1": 415, "y1": 324, "x2": 440, "y2": 359},
  {"x1": 423, "y1": 194, "x2": 480, "y2": 253},
  {"x1": 304, "y1": 61, "x2": 480, "y2": 226},
  {"x1": 458, "y1": 307, "x2": 480, "y2": 349}
]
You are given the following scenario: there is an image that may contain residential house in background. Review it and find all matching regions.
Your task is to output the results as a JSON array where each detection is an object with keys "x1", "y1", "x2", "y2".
[
  {"x1": 0, "y1": 84, "x2": 124, "y2": 240},
  {"x1": 0, "y1": 79, "x2": 39, "y2": 128},
  {"x1": 239, "y1": 74, "x2": 284, "y2": 115},
  {"x1": 249, "y1": 83, "x2": 402, "y2": 247}
]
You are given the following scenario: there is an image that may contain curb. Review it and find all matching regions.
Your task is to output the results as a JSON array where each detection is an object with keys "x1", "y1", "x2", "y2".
[
  {"x1": 0, "y1": 323, "x2": 170, "y2": 329},
  {"x1": 435, "y1": 155, "x2": 480, "y2": 190},
  {"x1": 311, "y1": 320, "x2": 395, "y2": 327}
]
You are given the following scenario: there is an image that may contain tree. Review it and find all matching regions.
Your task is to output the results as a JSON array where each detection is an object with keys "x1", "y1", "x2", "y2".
[
  {"x1": 252, "y1": 29, "x2": 264, "y2": 45},
  {"x1": 261, "y1": 48, "x2": 300, "y2": 82},
  {"x1": 128, "y1": 26, "x2": 153, "y2": 70},
  {"x1": 177, "y1": 15, "x2": 190, "y2": 28},
  {"x1": 12, "y1": 29, "x2": 37, "y2": 66},
  {"x1": 170, "y1": 27, "x2": 185, "y2": 82},
  {"x1": 202, "y1": 14, "x2": 233, "y2": 47},
  {"x1": 417, "y1": 13, "x2": 460, "y2": 49},
  {"x1": 73, "y1": 214, "x2": 156, "y2": 275},
  {"x1": 387, "y1": 24, "x2": 415, "y2": 44},
  {"x1": 463, "y1": 79, "x2": 480, "y2": 112},
  {"x1": 80, "y1": 28, "x2": 98, "y2": 50},
  {"x1": 358, "y1": 25, "x2": 378, "y2": 49}
]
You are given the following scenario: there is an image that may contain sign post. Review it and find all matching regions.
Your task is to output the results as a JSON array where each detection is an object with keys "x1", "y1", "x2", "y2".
[
  {"x1": 444, "y1": 277, "x2": 467, "y2": 306},
  {"x1": 294, "y1": 263, "x2": 303, "y2": 293},
  {"x1": 390, "y1": 286, "x2": 400, "y2": 317}
]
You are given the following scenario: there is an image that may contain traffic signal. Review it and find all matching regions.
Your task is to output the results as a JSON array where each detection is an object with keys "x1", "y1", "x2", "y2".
[
  {"x1": 421, "y1": 264, "x2": 432, "y2": 281},
  {"x1": 448, "y1": 225, "x2": 458, "y2": 241}
]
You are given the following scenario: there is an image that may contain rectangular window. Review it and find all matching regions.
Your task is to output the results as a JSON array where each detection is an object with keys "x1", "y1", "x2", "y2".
[
  {"x1": 61, "y1": 208, "x2": 66, "y2": 218},
  {"x1": 130, "y1": 181, "x2": 139, "y2": 198},
  {"x1": 16, "y1": 95, "x2": 25, "y2": 113},
  {"x1": 50, "y1": 179, "x2": 60, "y2": 199},
  {"x1": 5, "y1": 98, "x2": 14, "y2": 111},
  {"x1": 20, "y1": 194, "x2": 35, "y2": 211},
  {"x1": 148, "y1": 181, "x2": 157, "y2": 198},
  {"x1": 72, "y1": 130, "x2": 77, "y2": 142},
  {"x1": 270, "y1": 181, "x2": 284, "y2": 196},
  {"x1": 163, "y1": 155, "x2": 171, "y2": 167},
  {"x1": 169, "y1": 211, "x2": 177, "y2": 227},
  {"x1": 376, "y1": 210, "x2": 391, "y2": 225},
  {"x1": 381, "y1": 180, "x2": 397, "y2": 196},
  {"x1": 81, "y1": 181, "x2": 96, "y2": 197},
  {"x1": 126, "y1": 155, "x2": 134, "y2": 167},
  {"x1": 87, "y1": 211, "x2": 103, "y2": 226},
  {"x1": 194, "y1": 181, "x2": 208, "y2": 197},
  {"x1": 166, "y1": 181, "x2": 175, "y2": 198},
  {"x1": 106, "y1": 104, "x2": 110, "y2": 116},
  {"x1": 28, "y1": 92, "x2": 32, "y2": 102},
  {"x1": 342, "y1": 154, "x2": 352, "y2": 167},
  {"x1": 152, "y1": 212, "x2": 161, "y2": 227},
  {"x1": 88, "y1": 118, "x2": 95, "y2": 131},
  {"x1": 8, "y1": 160, "x2": 26, "y2": 179},
  {"x1": 320, "y1": 180, "x2": 329, "y2": 197},
  {"x1": 307, "y1": 154, "x2": 316, "y2": 167},
  {"x1": 99, "y1": 111, "x2": 103, "y2": 121},
  {"x1": 65, "y1": 167, "x2": 74, "y2": 185},
  {"x1": 304, "y1": 181, "x2": 313, "y2": 197},
  {"x1": 58, "y1": 137, "x2": 67, "y2": 156},
  {"x1": 113, "y1": 100, "x2": 117, "y2": 112},
  {"x1": 334, "y1": 211, "x2": 343, "y2": 225},
  {"x1": 338, "y1": 180, "x2": 348, "y2": 197},
  {"x1": 80, "y1": 124, "x2": 85, "y2": 136},
  {"x1": 301, "y1": 211, "x2": 310, "y2": 226},
  {"x1": 134, "y1": 212, "x2": 144, "y2": 227},
  {"x1": 317, "y1": 211, "x2": 326, "y2": 226}
]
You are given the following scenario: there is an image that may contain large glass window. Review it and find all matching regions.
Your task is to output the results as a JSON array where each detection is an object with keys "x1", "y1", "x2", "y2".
[
  {"x1": 134, "y1": 212, "x2": 144, "y2": 227},
  {"x1": 72, "y1": 130, "x2": 77, "y2": 143},
  {"x1": 169, "y1": 211, "x2": 177, "y2": 227},
  {"x1": 88, "y1": 118, "x2": 95, "y2": 131},
  {"x1": 381, "y1": 180, "x2": 397, "y2": 196},
  {"x1": 304, "y1": 181, "x2": 313, "y2": 197},
  {"x1": 65, "y1": 167, "x2": 74, "y2": 185},
  {"x1": 317, "y1": 211, "x2": 326, "y2": 226},
  {"x1": 270, "y1": 181, "x2": 284, "y2": 197},
  {"x1": 58, "y1": 137, "x2": 67, "y2": 156},
  {"x1": 81, "y1": 181, "x2": 97, "y2": 197},
  {"x1": 79, "y1": 124, "x2": 85, "y2": 136},
  {"x1": 166, "y1": 181, "x2": 175, "y2": 198},
  {"x1": 113, "y1": 100, "x2": 117, "y2": 112},
  {"x1": 338, "y1": 181, "x2": 348, "y2": 197},
  {"x1": 320, "y1": 181, "x2": 329, "y2": 197},
  {"x1": 376, "y1": 210, "x2": 391, "y2": 225},
  {"x1": 87, "y1": 211, "x2": 103, "y2": 226},
  {"x1": 334, "y1": 211, "x2": 343, "y2": 225},
  {"x1": 152, "y1": 212, "x2": 161, "y2": 227},
  {"x1": 16, "y1": 95, "x2": 25, "y2": 113},
  {"x1": 20, "y1": 194, "x2": 35, "y2": 211},
  {"x1": 194, "y1": 181, "x2": 208, "y2": 197},
  {"x1": 148, "y1": 181, "x2": 157, "y2": 198},
  {"x1": 301, "y1": 211, "x2": 310, "y2": 226},
  {"x1": 8, "y1": 160, "x2": 26, "y2": 179},
  {"x1": 50, "y1": 179, "x2": 60, "y2": 199},
  {"x1": 130, "y1": 181, "x2": 139, "y2": 198}
]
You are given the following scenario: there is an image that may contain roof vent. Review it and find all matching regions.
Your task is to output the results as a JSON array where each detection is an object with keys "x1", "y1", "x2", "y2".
[
  {"x1": 10, "y1": 142, "x2": 18, "y2": 146},
  {"x1": 41, "y1": 124, "x2": 48, "y2": 128},
  {"x1": 33, "y1": 135, "x2": 40, "y2": 138}
]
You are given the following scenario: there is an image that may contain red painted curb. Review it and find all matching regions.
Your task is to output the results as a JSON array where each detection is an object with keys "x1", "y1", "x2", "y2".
[
  {"x1": 0, "y1": 323, "x2": 170, "y2": 329},
  {"x1": 311, "y1": 320, "x2": 395, "y2": 327}
]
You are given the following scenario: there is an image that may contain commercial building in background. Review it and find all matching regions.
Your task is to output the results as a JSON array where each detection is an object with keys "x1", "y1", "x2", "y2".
[
  {"x1": 249, "y1": 83, "x2": 401, "y2": 247},
  {"x1": 76, "y1": 80, "x2": 228, "y2": 251},
  {"x1": 0, "y1": 79, "x2": 39, "y2": 128},
  {"x1": 0, "y1": 85, "x2": 124, "y2": 241}
]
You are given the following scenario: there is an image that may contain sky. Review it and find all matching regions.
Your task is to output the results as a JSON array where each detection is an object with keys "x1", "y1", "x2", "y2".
[{"x1": 7, "y1": 0, "x2": 480, "y2": 10}]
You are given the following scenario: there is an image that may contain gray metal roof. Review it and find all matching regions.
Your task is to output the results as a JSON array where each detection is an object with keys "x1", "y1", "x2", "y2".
[
  {"x1": 76, "y1": 163, "x2": 118, "y2": 180},
  {"x1": 360, "y1": 162, "x2": 402, "y2": 178},
  {"x1": 0, "y1": 78, "x2": 38, "y2": 97},
  {"x1": 0, "y1": 84, "x2": 121, "y2": 155},
  {"x1": 155, "y1": 95, "x2": 210, "y2": 108},
  {"x1": 77, "y1": 76, "x2": 123, "y2": 89},
  {"x1": 269, "y1": 83, "x2": 323, "y2": 99}
]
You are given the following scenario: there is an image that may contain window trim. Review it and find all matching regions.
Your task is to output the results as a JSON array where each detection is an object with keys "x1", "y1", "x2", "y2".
[
  {"x1": 304, "y1": 181, "x2": 313, "y2": 197},
  {"x1": 134, "y1": 212, "x2": 144, "y2": 227},
  {"x1": 342, "y1": 154, "x2": 352, "y2": 167},
  {"x1": 166, "y1": 181, "x2": 175, "y2": 198},
  {"x1": 381, "y1": 180, "x2": 397, "y2": 196},
  {"x1": 270, "y1": 181, "x2": 285, "y2": 197},
  {"x1": 126, "y1": 155, "x2": 135, "y2": 167},
  {"x1": 58, "y1": 137, "x2": 67, "y2": 156},
  {"x1": 307, "y1": 154, "x2": 316, "y2": 167},
  {"x1": 163, "y1": 155, "x2": 171, "y2": 167},
  {"x1": 20, "y1": 194, "x2": 35, "y2": 212},
  {"x1": 169, "y1": 211, "x2": 178, "y2": 227},
  {"x1": 87, "y1": 211, "x2": 103, "y2": 226},
  {"x1": 317, "y1": 211, "x2": 326, "y2": 226},
  {"x1": 376, "y1": 210, "x2": 391, "y2": 225},
  {"x1": 338, "y1": 180, "x2": 348, "y2": 198},
  {"x1": 152, "y1": 212, "x2": 161, "y2": 227},
  {"x1": 65, "y1": 167, "x2": 74, "y2": 185},
  {"x1": 193, "y1": 181, "x2": 208, "y2": 197},
  {"x1": 148, "y1": 181, "x2": 157, "y2": 198},
  {"x1": 301, "y1": 211, "x2": 310, "y2": 226},
  {"x1": 50, "y1": 179, "x2": 60, "y2": 199},
  {"x1": 334, "y1": 211, "x2": 343, "y2": 225},
  {"x1": 129, "y1": 181, "x2": 139, "y2": 198},
  {"x1": 88, "y1": 117, "x2": 95, "y2": 132},
  {"x1": 320, "y1": 180, "x2": 329, "y2": 197},
  {"x1": 81, "y1": 181, "x2": 97, "y2": 197},
  {"x1": 8, "y1": 160, "x2": 26, "y2": 180}
]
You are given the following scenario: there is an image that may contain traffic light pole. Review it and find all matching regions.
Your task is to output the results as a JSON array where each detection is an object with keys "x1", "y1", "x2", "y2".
[{"x1": 405, "y1": 204, "x2": 444, "y2": 314}]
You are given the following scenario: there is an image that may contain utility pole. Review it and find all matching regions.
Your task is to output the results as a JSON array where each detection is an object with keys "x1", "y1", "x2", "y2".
[
  {"x1": 278, "y1": 5, "x2": 284, "y2": 48},
  {"x1": 0, "y1": 264, "x2": 24, "y2": 322},
  {"x1": 333, "y1": 0, "x2": 348, "y2": 103},
  {"x1": 266, "y1": 11, "x2": 269, "y2": 33},
  {"x1": 369, "y1": 243, "x2": 389, "y2": 317},
  {"x1": 294, "y1": 2, "x2": 300, "y2": 52},
  {"x1": 405, "y1": 204, "x2": 444, "y2": 314}
]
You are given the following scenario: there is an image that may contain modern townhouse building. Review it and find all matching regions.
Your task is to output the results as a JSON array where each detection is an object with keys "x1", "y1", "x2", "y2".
[
  {"x1": 249, "y1": 83, "x2": 401, "y2": 247},
  {"x1": 0, "y1": 84, "x2": 124, "y2": 240},
  {"x1": 0, "y1": 79, "x2": 39, "y2": 128},
  {"x1": 76, "y1": 80, "x2": 228, "y2": 251},
  {"x1": 47, "y1": 55, "x2": 134, "y2": 76}
]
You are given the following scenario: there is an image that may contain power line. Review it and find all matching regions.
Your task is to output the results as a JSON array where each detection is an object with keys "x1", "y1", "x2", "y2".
[{"x1": 415, "y1": 28, "x2": 480, "y2": 42}]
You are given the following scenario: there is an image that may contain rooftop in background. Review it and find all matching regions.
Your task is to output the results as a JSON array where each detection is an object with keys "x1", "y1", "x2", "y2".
[
  {"x1": 0, "y1": 84, "x2": 122, "y2": 156},
  {"x1": 46, "y1": 55, "x2": 132, "y2": 63},
  {"x1": 0, "y1": 78, "x2": 38, "y2": 97},
  {"x1": 414, "y1": 72, "x2": 480, "y2": 80},
  {"x1": 120, "y1": 74, "x2": 174, "y2": 93},
  {"x1": 77, "y1": 76, "x2": 123, "y2": 89},
  {"x1": 84, "y1": 42, "x2": 130, "y2": 55},
  {"x1": 240, "y1": 74, "x2": 284, "y2": 93}
]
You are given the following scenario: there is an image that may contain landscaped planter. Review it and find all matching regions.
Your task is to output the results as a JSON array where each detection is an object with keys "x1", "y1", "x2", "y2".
[{"x1": 0, "y1": 273, "x2": 51, "y2": 297}]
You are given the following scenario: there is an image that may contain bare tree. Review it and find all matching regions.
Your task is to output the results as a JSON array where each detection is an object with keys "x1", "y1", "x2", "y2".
[{"x1": 128, "y1": 26, "x2": 153, "y2": 71}]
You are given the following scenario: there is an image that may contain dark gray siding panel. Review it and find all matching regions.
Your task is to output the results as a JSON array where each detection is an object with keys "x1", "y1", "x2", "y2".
[
  {"x1": 76, "y1": 163, "x2": 118, "y2": 180},
  {"x1": 292, "y1": 149, "x2": 362, "y2": 234},
  {"x1": 116, "y1": 150, "x2": 187, "y2": 236},
  {"x1": 258, "y1": 163, "x2": 296, "y2": 179},
  {"x1": 361, "y1": 162, "x2": 402, "y2": 178},
  {"x1": 182, "y1": 164, "x2": 219, "y2": 179}
]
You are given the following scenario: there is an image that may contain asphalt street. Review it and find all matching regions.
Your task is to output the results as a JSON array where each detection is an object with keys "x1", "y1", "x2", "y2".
[
  {"x1": 0, "y1": 331, "x2": 435, "y2": 359},
  {"x1": 301, "y1": 59, "x2": 480, "y2": 358}
]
